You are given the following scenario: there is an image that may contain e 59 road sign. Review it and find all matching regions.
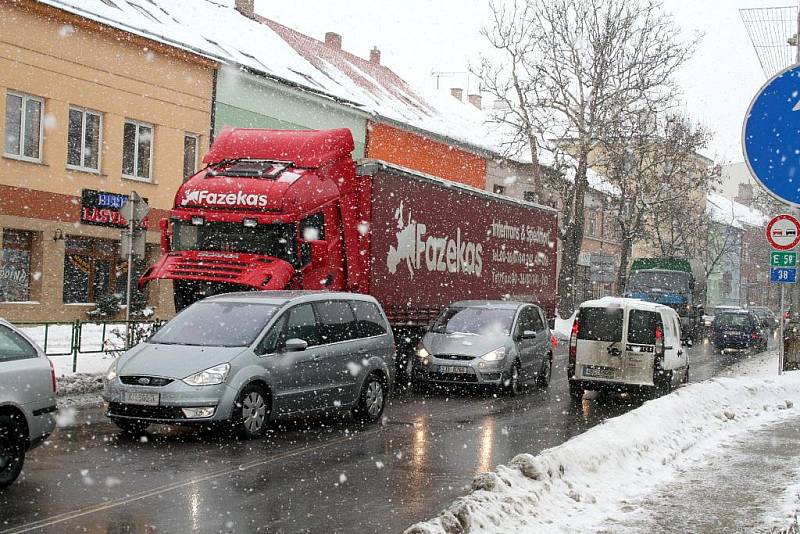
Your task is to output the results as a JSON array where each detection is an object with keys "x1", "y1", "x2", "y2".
[
  {"x1": 767, "y1": 214, "x2": 800, "y2": 250},
  {"x1": 771, "y1": 267, "x2": 797, "y2": 283},
  {"x1": 743, "y1": 64, "x2": 800, "y2": 207},
  {"x1": 771, "y1": 251, "x2": 798, "y2": 267}
]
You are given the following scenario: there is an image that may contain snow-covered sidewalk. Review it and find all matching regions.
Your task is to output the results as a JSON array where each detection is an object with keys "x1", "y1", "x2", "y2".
[{"x1": 405, "y1": 350, "x2": 800, "y2": 533}]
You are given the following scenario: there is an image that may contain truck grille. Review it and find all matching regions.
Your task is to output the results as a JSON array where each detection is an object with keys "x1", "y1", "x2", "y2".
[{"x1": 167, "y1": 256, "x2": 249, "y2": 281}]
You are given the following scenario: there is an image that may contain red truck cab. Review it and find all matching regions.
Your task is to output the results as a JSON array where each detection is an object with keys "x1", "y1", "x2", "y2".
[{"x1": 140, "y1": 128, "x2": 359, "y2": 310}]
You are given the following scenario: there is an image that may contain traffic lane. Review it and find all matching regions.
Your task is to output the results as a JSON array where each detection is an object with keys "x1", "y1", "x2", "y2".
[
  {"x1": 689, "y1": 329, "x2": 779, "y2": 382},
  {"x1": 1, "y1": 343, "x2": 719, "y2": 533}
]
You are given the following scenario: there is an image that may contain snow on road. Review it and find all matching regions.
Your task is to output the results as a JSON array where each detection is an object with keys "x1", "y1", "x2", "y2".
[{"x1": 405, "y1": 350, "x2": 800, "y2": 533}]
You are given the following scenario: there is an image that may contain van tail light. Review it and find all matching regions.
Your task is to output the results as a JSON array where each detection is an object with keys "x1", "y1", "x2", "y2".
[
  {"x1": 550, "y1": 332, "x2": 558, "y2": 349},
  {"x1": 569, "y1": 320, "x2": 579, "y2": 361},
  {"x1": 48, "y1": 358, "x2": 57, "y2": 393},
  {"x1": 654, "y1": 326, "x2": 664, "y2": 360}
]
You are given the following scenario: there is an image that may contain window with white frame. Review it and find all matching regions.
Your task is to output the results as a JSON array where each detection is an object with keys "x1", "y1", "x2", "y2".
[
  {"x1": 183, "y1": 133, "x2": 198, "y2": 181},
  {"x1": 122, "y1": 119, "x2": 153, "y2": 181},
  {"x1": 4, "y1": 91, "x2": 43, "y2": 162},
  {"x1": 67, "y1": 107, "x2": 102, "y2": 172}
]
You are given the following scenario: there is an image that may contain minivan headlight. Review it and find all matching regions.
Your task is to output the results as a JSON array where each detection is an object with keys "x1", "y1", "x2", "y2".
[
  {"x1": 415, "y1": 344, "x2": 430, "y2": 365},
  {"x1": 106, "y1": 358, "x2": 119, "y2": 382},
  {"x1": 183, "y1": 363, "x2": 231, "y2": 386},
  {"x1": 481, "y1": 347, "x2": 507, "y2": 361}
]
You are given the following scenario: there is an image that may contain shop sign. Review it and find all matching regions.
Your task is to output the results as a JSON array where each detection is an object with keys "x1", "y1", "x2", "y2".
[
  {"x1": 80, "y1": 189, "x2": 148, "y2": 229},
  {"x1": 578, "y1": 251, "x2": 592, "y2": 267}
]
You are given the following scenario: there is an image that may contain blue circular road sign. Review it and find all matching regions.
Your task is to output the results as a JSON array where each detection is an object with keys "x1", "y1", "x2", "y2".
[{"x1": 743, "y1": 64, "x2": 800, "y2": 207}]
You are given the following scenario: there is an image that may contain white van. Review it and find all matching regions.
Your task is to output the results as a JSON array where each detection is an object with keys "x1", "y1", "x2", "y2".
[{"x1": 567, "y1": 297, "x2": 688, "y2": 399}]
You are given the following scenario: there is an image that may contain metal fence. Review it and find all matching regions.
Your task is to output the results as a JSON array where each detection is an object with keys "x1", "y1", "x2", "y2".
[{"x1": 15, "y1": 319, "x2": 165, "y2": 372}]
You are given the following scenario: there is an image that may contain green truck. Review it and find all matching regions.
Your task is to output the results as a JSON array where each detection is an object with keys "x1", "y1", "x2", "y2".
[{"x1": 624, "y1": 257, "x2": 705, "y2": 343}]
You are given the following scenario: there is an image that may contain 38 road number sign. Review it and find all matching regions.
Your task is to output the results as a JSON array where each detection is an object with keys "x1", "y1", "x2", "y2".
[{"x1": 766, "y1": 214, "x2": 800, "y2": 251}]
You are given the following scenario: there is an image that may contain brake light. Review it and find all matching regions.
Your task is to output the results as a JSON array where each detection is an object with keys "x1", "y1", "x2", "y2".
[
  {"x1": 569, "y1": 320, "x2": 578, "y2": 360},
  {"x1": 550, "y1": 332, "x2": 558, "y2": 349},
  {"x1": 751, "y1": 330, "x2": 761, "y2": 339},
  {"x1": 655, "y1": 326, "x2": 664, "y2": 359},
  {"x1": 48, "y1": 358, "x2": 57, "y2": 393}
]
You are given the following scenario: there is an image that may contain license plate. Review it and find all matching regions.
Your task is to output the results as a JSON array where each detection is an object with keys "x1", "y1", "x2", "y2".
[
  {"x1": 582, "y1": 366, "x2": 616, "y2": 379},
  {"x1": 123, "y1": 391, "x2": 159, "y2": 406},
  {"x1": 437, "y1": 365, "x2": 471, "y2": 374}
]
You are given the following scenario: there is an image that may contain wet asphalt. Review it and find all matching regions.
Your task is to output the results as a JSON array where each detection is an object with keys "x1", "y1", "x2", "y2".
[{"x1": 0, "y1": 334, "x2": 774, "y2": 534}]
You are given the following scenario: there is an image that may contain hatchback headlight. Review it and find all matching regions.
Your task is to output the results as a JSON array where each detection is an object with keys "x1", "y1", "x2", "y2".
[
  {"x1": 183, "y1": 363, "x2": 231, "y2": 386},
  {"x1": 106, "y1": 359, "x2": 119, "y2": 382},
  {"x1": 481, "y1": 347, "x2": 507, "y2": 361}
]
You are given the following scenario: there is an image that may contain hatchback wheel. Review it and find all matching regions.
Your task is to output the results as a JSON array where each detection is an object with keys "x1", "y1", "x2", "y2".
[
  {"x1": 353, "y1": 374, "x2": 386, "y2": 423},
  {"x1": 0, "y1": 414, "x2": 26, "y2": 490},
  {"x1": 233, "y1": 385, "x2": 269, "y2": 439}
]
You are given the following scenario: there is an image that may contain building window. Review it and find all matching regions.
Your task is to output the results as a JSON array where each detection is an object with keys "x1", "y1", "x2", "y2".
[
  {"x1": 63, "y1": 236, "x2": 125, "y2": 304},
  {"x1": 67, "y1": 107, "x2": 102, "y2": 172},
  {"x1": 183, "y1": 133, "x2": 198, "y2": 181},
  {"x1": 4, "y1": 91, "x2": 43, "y2": 162},
  {"x1": 122, "y1": 120, "x2": 153, "y2": 181},
  {"x1": 586, "y1": 210, "x2": 597, "y2": 237},
  {"x1": 523, "y1": 191, "x2": 537, "y2": 203},
  {"x1": 0, "y1": 230, "x2": 34, "y2": 302},
  {"x1": 493, "y1": 184, "x2": 506, "y2": 195}
]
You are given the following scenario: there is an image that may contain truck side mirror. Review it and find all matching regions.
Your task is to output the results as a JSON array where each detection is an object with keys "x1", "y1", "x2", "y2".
[
  {"x1": 159, "y1": 218, "x2": 171, "y2": 253},
  {"x1": 310, "y1": 240, "x2": 327, "y2": 269}
]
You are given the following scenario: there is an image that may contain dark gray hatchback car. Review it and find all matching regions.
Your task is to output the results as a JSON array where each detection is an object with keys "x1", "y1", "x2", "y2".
[
  {"x1": 411, "y1": 300, "x2": 553, "y2": 394},
  {"x1": 104, "y1": 291, "x2": 395, "y2": 438}
]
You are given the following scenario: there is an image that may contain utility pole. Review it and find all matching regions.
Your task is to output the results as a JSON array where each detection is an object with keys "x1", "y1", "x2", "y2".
[{"x1": 120, "y1": 191, "x2": 150, "y2": 349}]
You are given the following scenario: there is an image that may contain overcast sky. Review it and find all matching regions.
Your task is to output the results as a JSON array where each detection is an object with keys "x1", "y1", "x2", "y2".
[{"x1": 256, "y1": 0, "x2": 794, "y2": 164}]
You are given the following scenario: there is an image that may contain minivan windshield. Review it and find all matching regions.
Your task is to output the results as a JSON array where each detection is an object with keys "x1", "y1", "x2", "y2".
[
  {"x1": 431, "y1": 307, "x2": 515, "y2": 336},
  {"x1": 150, "y1": 302, "x2": 279, "y2": 347},
  {"x1": 577, "y1": 307, "x2": 623, "y2": 341}
]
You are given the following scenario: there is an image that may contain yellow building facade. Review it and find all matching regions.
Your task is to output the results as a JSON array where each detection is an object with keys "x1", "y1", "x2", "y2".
[{"x1": 0, "y1": 1, "x2": 215, "y2": 322}]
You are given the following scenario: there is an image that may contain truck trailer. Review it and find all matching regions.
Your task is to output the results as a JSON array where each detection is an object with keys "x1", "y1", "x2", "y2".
[{"x1": 139, "y1": 128, "x2": 559, "y2": 372}]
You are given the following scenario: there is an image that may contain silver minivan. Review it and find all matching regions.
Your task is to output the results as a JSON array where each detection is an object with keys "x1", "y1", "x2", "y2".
[
  {"x1": 412, "y1": 301, "x2": 553, "y2": 394},
  {"x1": 568, "y1": 297, "x2": 689, "y2": 399},
  {"x1": 0, "y1": 318, "x2": 57, "y2": 490},
  {"x1": 103, "y1": 292, "x2": 395, "y2": 438}
]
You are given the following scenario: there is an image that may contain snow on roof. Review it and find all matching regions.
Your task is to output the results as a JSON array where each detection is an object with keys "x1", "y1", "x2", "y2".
[{"x1": 706, "y1": 192, "x2": 767, "y2": 229}]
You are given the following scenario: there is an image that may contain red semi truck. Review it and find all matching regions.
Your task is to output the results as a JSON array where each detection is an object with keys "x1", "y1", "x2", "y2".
[{"x1": 139, "y1": 128, "x2": 558, "y2": 369}]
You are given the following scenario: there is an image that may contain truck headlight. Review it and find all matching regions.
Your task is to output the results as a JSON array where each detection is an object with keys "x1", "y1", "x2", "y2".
[
  {"x1": 183, "y1": 363, "x2": 231, "y2": 386},
  {"x1": 481, "y1": 347, "x2": 507, "y2": 361}
]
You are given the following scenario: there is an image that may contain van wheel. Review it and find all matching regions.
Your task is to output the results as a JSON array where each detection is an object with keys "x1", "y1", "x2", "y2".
[
  {"x1": 536, "y1": 355, "x2": 552, "y2": 389},
  {"x1": 653, "y1": 369, "x2": 672, "y2": 396},
  {"x1": 568, "y1": 382, "x2": 583, "y2": 401},
  {"x1": 503, "y1": 362, "x2": 522, "y2": 396},
  {"x1": 353, "y1": 373, "x2": 386, "y2": 423},
  {"x1": 0, "y1": 414, "x2": 26, "y2": 490},
  {"x1": 683, "y1": 365, "x2": 690, "y2": 385},
  {"x1": 233, "y1": 384, "x2": 270, "y2": 439}
]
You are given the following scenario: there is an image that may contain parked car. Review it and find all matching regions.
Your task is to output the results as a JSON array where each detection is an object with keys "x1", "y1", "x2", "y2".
[
  {"x1": 103, "y1": 291, "x2": 395, "y2": 438},
  {"x1": 0, "y1": 319, "x2": 57, "y2": 490},
  {"x1": 411, "y1": 301, "x2": 553, "y2": 394},
  {"x1": 747, "y1": 306, "x2": 779, "y2": 334},
  {"x1": 712, "y1": 309, "x2": 768, "y2": 353},
  {"x1": 567, "y1": 297, "x2": 689, "y2": 400}
]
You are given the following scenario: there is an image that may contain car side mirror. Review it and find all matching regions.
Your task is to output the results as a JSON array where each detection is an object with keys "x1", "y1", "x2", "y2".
[
  {"x1": 521, "y1": 330, "x2": 537, "y2": 339},
  {"x1": 283, "y1": 338, "x2": 308, "y2": 352},
  {"x1": 310, "y1": 240, "x2": 327, "y2": 269}
]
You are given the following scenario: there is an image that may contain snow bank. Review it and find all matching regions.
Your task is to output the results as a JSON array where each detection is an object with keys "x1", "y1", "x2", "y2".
[
  {"x1": 405, "y1": 352, "x2": 800, "y2": 533},
  {"x1": 56, "y1": 372, "x2": 104, "y2": 398},
  {"x1": 553, "y1": 312, "x2": 576, "y2": 340}
]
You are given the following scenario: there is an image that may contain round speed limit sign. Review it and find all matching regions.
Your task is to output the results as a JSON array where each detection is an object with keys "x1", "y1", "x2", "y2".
[{"x1": 767, "y1": 214, "x2": 800, "y2": 251}]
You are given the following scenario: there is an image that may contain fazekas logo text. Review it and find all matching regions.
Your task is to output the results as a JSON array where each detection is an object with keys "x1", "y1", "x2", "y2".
[
  {"x1": 181, "y1": 190, "x2": 268, "y2": 208},
  {"x1": 387, "y1": 201, "x2": 482, "y2": 278}
]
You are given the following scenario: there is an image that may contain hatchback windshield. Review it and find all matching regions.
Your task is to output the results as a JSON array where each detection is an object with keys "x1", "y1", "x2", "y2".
[
  {"x1": 715, "y1": 313, "x2": 752, "y2": 329},
  {"x1": 150, "y1": 302, "x2": 279, "y2": 347},
  {"x1": 431, "y1": 307, "x2": 516, "y2": 336}
]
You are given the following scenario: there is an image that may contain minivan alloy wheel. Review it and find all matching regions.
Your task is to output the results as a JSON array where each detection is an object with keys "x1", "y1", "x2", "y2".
[
  {"x1": 366, "y1": 380, "x2": 384, "y2": 418},
  {"x1": 353, "y1": 374, "x2": 387, "y2": 423},
  {"x1": 242, "y1": 392, "x2": 267, "y2": 433}
]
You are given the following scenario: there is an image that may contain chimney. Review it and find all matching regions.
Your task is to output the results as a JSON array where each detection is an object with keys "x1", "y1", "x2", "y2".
[
  {"x1": 468, "y1": 94, "x2": 482, "y2": 109},
  {"x1": 450, "y1": 87, "x2": 463, "y2": 101},
  {"x1": 325, "y1": 32, "x2": 342, "y2": 50},
  {"x1": 369, "y1": 46, "x2": 381, "y2": 65},
  {"x1": 234, "y1": 0, "x2": 254, "y2": 18}
]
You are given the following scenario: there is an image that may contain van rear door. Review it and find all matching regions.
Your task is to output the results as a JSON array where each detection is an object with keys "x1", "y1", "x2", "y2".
[
  {"x1": 624, "y1": 309, "x2": 662, "y2": 386},
  {"x1": 575, "y1": 306, "x2": 624, "y2": 382}
]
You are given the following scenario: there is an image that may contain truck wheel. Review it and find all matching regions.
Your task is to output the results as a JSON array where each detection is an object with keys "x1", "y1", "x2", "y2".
[
  {"x1": 536, "y1": 355, "x2": 552, "y2": 389},
  {"x1": 232, "y1": 384, "x2": 270, "y2": 439},
  {"x1": 0, "y1": 414, "x2": 26, "y2": 490},
  {"x1": 111, "y1": 418, "x2": 150, "y2": 435},
  {"x1": 352, "y1": 373, "x2": 386, "y2": 423}
]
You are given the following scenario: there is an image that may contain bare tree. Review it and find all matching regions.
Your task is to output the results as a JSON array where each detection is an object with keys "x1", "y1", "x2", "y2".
[{"x1": 479, "y1": 0, "x2": 696, "y2": 316}]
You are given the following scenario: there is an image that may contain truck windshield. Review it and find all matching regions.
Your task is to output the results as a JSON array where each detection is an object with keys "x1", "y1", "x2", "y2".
[
  {"x1": 627, "y1": 271, "x2": 690, "y2": 293},
  {"x1": 172, "y1": 221, "x2": 296, "y2": 263},
  {"x1": 430, "y1": 307, "x2": 515, "y2": 336}
]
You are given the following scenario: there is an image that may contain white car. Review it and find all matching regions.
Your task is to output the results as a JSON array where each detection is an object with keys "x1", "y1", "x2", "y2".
[
  {"x1": 0, "y1": 318, "x2": 57, "y2": 489},
  {"x1": 568, "y1": 297, "x2": 689, "y2": 399}
]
